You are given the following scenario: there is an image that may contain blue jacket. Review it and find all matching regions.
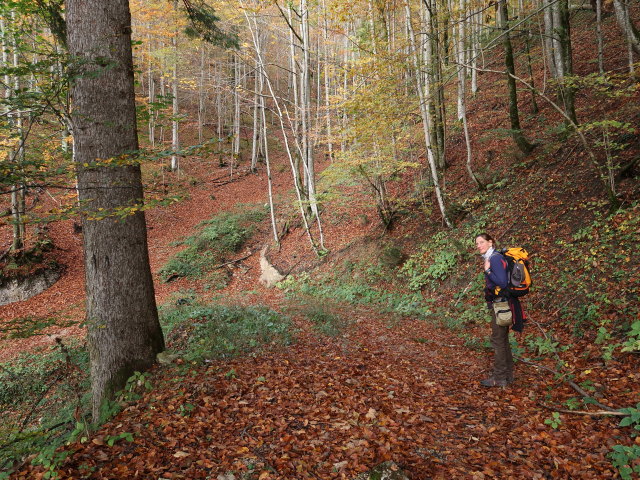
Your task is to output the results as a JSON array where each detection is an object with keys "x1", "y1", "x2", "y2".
[
  {"x1": 484, "y1": 251, "x2": 526, "y2": 332},
  {"x1": 485, "y1": 252, "x2": 508, "y2": 299}
]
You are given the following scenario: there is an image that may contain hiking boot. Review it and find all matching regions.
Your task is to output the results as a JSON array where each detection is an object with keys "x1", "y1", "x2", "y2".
[{"x1": 480, "y1": 377, "x2": 508, "y2": 387}]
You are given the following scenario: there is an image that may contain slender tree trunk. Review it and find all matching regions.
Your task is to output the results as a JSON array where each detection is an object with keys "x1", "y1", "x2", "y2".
[
  {"x1": 471, "y1": 7, "x2": 479, "y2": 94},
  {"x1": 555, "y1": 0, "x2": 577, "y2": 124},
  {"x1": 341, "y1": 26, "x2": 349, "y2": 153},
  {"x1": 216, "y1": 62, "x2": 223, "y2": 138},
  {"x1": 612, "y1": 0, "x2": 640, "y2": 57},
  {"x1": 499, "y1": 0, "x2": 534, "y2": 154},
  {"x1": 159, "y1": 60, "x2": 165, "y2": 143},
  {"x1": 232, "y1": 52, "x2": 241, "y2": 171},
  {"x1": 301, "y1": 0, "x2": 324, "y2": 248},
  {"x1": 524, "y1": 28, "x2": 539, "y2": 113},
  {"x1": 66, "y1": 0, "x2": 165, "y2": 421},
  {"x1": 251, "y1": 55, "x2": 261, "y2": 171},
  {"x1": 3, "y1": 13, "x2": 26, "y2": 251},
  {"x1": 171, "y1": 0, "x2": 180, "y2": 171},
  {"x1": 147, "y1": 34, "x2": 156, "y2": 147},
  {"x1": 596, "y1": 0, "x2": 604, "y2": 74},
  {"x1": 300, "y1": 0, "x2": 313, "y2": 194},
  {"x1": 455, "y1": 0, "x2": 481, "y2": 189},
  {"x1": 288, "y1": 6, "x2": 300, "y2": 155},
  {"x1": 425, "y1": 0, "x2": 446, "y2": 169},
  {"x1": 242, "y1": 5, "x2": 278, "y2": 242},
  {"x1": 322, "y1": 0, "x2": 333, "y2": 162},
  {"x1": 198, "y1": 45, "x2": 206, "y2": 144},
  {"x1": 456, "y1": 0, "x2": 465, "y2": 121},
  {"x1": 250, "y1": 17, "x2": 262, "y2": 172},
  {"x1": 543, "y1": 0, "x2": 558, "y2": 78},
  {"x1": 405, "y1": 2, "x2": 453, "y2": 228}
]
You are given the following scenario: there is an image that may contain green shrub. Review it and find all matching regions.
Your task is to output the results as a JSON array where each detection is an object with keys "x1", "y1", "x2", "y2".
[
  {"x1": 399, "y1": 225, "x2": 484, "y2": 292},
  {"x1": 158, "y1": 205, "x2": 266, "y2": 283},
  {"x1": 609, "y1": 403, "x2": 640, "y2": 479}
]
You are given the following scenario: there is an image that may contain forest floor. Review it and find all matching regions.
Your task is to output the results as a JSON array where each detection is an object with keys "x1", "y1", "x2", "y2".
[
  {"x1": 3, "y1": 149, "x2": 637, "y2": 479},
  {"x1": 3, "y1": 6, "x2": 640, "y2": 478}
]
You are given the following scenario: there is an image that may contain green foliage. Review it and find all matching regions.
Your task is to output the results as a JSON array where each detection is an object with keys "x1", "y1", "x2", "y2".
[
  {"x1": 525, "y1": 335, "x2": 560, "y2": 356},
  {"x1": 564, "y1": 397, "x2": 581, "y2": 411},
  {"x1": 182, "y1": 0, "x2": 239, "y2": 48},
  {"x1": 30, "y1": 447, "x2": 72, "y2": 479},
  {"x1": 544, "y1": 412, "x2": 562, "y2": 429},
  {"x1": 104, "y1": 431, "x2": 134, "y2": 447},
  {"x1": 400, "y1": 220, "x2": 486, "y2": 292},
  {"x1": 0, "y1": 315, "x2": 74, "y2": 341},
  {"x1": 610, "y1": 404, "x2": 640, "y2": 480},
  {"x1": 0, "y1": 341, "x2": 90, "y2": 475},
  {"x1": 118, "y1": 371, "x2": 153, "y2": 403},
  {"x1": 301, "y1": 303, "x2": 349, "y2": 337},
  {"x1": 609, "y1": 445, "x2": 640, "y2": 480},
  {"x1": 621, "y1": 321, "x2": 640, "y2": 353},
  {"x1": 547, "y1": 204, "x2": 640, "y2": 356},
  {"x1": 160, "y1": 300, "x2": 293, "y2": 362},
  {"x1": 619, "y1": 403, "x2": 640, "y2": 437},
  {"x1": 0, "y1": 343, "x2": 89, "y2": 408},
  {"x1": 158, "y1": 205, "x2": 266, "y2": 283},
  {"x1": 279, "y1": 272, "x2": 433, "y2": 320}
]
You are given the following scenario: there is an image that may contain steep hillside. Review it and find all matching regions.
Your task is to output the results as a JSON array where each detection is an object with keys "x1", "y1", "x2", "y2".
[{"x1": 1, "y1": 3, "x2": 640, "y2": 480}]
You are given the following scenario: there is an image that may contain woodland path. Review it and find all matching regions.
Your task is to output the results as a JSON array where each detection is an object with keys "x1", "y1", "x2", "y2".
[
  {"x1": 2, "y1": 156, "x2": 626, "y2": 479},
  {"x1": 52, "y1": 296, "x2": 618, "y2": 480}
]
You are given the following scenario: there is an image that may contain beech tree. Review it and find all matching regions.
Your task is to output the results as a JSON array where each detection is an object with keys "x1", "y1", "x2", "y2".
[
  {"x1": 612, "y1": 0, "x2": 640, "y2": 72},
  {"x1": 66, "y1": 0, "x2": 165, "y2": 420},
  {"x1": 498, "y1": 0, "x2": 534, "y2": 154}
]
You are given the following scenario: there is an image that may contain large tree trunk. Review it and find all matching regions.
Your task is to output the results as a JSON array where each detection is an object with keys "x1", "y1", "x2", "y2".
[{"x1": 66, "y1": 0, "x2": 165, "y2": 421}]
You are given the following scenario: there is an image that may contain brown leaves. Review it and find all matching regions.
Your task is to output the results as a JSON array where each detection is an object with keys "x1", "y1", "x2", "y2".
[{"x1": 41, "y1": 307, "x2": 631, "y2": 479}]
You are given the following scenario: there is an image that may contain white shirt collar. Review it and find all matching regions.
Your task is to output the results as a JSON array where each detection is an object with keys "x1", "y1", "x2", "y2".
[{"x1": 483, "y1": 247, "x2": 495, "y2": 260}]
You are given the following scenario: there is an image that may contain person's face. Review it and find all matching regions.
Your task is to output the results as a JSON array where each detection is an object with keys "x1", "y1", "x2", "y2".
[{"x1": 475, "y1": 236, "x2": 493, "y2": 255}]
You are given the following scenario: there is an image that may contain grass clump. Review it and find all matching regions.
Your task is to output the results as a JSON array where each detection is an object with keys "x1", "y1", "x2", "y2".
[
  {"x1": 279, "y1": 272, "x2": 433, "y2": 320},
  {"x1": 301, "y1": 303, "x2": 349, "y2": 337},
  {"x1": 160, "y1": 299, "x2": 294, "y2": 361},
  {"x1": 158, "y1": 205, "x2": 266, "y2": 283}
]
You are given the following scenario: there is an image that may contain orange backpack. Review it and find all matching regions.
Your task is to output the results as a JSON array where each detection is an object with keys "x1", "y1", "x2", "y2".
[{"x1": 498, "y1": 248, "x2": 532, "y2": 297}]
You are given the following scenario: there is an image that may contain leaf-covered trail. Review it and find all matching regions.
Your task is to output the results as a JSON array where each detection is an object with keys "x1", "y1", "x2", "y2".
[{"x1": 53, "y1": 299, "x2": 619, "y2": 480}]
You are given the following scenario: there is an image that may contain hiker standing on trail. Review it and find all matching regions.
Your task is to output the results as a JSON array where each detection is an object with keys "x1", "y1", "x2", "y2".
[{"x1": 475, "y1": 233, "x2": 526, "y2": 387}]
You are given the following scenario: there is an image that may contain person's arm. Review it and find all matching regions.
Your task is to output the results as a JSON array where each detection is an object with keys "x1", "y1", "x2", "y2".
[{"x1": 486, "y1": 254, "x2": 508, "y2": 289}]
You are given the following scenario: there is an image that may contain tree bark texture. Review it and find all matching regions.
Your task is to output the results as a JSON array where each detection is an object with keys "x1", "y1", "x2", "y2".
[
  {"x1": 498, "y1": 0, "x2": 534, "y2": 154},
  {"x1": 66, "y1": 0, "x2": 165, "y2": 421},
  {"x1": 612, "y1": 0, "x2": 640, "y2": 56}
]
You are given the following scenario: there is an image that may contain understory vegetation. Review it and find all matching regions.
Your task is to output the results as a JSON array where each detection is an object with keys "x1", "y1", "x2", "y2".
[
  {"x1": 0, "y1": 297, "x2": 294, "y2": 477},
  {"x1": 158, "y1": 205, "x2": 266, "y2": 285},
  {"x1": 1, "y1": 0, "x2": 639, "y2": 476},
  {"x1": 278, "y1": 198, "x2": 640, "y2": 477}
]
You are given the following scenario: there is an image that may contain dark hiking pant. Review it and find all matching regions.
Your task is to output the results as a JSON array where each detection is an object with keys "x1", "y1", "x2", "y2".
[{"x1": 490, "y1": 309, "x2": 514, "y2": 382}]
